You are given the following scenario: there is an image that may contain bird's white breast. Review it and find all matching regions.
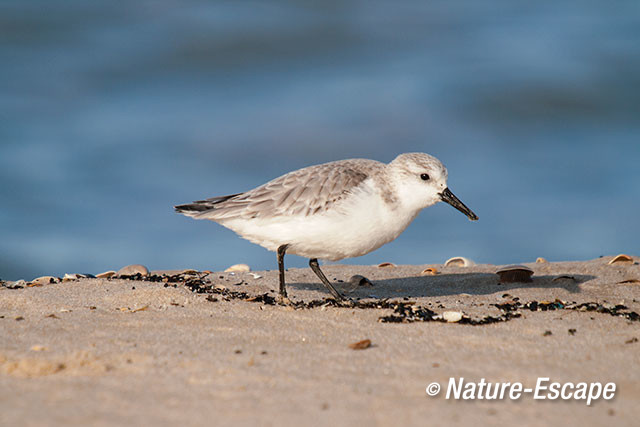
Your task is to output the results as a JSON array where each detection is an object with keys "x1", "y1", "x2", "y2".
[{"x1": 219, "y1": 178, "x2": 420, "y2": 261}]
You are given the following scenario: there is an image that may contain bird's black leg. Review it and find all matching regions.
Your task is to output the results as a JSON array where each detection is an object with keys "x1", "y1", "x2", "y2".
[
  {"x1": 277, "y1": 244, "x2": 289, "y2": 299},
  {"x1": 308, "y1": 258, "x2": 345, "y2": 302}
]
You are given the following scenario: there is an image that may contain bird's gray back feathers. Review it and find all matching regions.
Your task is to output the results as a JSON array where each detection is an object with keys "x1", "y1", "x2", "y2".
[{"x1": 174, "y1": 159, "x2": 384, "y2": 221}]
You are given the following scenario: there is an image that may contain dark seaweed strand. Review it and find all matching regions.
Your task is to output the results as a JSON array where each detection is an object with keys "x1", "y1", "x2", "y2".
[{"x1": 33, "y1": 273, "x2": 640, "y2": 325}]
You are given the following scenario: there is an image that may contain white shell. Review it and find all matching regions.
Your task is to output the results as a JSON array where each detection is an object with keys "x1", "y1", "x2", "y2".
[
  {"x1": 608, "y1": 254, "x2": 634, "y2": 265},
  {"x1": 442, "y1": 311, "x2": 463, "y2": 323},
  {"x1": 377, "y1": 262, "x2": 396, "y2": 268},
  {"x1": 224, "y1": 263, "x2": 251, "y2": 273},
  {"x1": 96, "y1": 271, "x2": 116, "y2": 279},
  {"x1": 444, "y1": 257, "x2": 475, "y2": 267},
  {"x1": 117, "y1": 264, "x2": 149, "y2": 276},
  {"x1": 30, "y1": 276, "x2": 57, "y2": 285}
]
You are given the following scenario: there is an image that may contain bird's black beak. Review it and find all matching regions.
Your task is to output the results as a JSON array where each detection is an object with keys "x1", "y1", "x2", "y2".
[{"x1": 439, "y1": 187, "x2": 478, "y2": 221}]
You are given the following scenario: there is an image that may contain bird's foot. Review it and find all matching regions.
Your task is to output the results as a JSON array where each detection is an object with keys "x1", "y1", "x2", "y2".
[{"x1": 275, "y1": 294, "x2": 294, "y2": 307}]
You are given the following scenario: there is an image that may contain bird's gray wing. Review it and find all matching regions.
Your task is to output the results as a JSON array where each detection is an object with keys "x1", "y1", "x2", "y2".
[{"x1": 176, "y1": 159, "x2": 382, "y2": 220}]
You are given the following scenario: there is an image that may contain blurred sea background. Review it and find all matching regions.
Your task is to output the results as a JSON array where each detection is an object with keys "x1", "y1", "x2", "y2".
[{"x1": 1, "y1": 1, "x2": 639, "y2": 280}]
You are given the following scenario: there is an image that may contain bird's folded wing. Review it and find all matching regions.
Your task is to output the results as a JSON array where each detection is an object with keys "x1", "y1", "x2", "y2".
[{"x1": 192, "y1": 159, "x2": 381, "y2": 220}]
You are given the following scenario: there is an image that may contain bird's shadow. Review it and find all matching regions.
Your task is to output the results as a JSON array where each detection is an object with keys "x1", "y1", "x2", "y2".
[{"x1": 288, "y1": 272, "x2": 595, "y2": 299}]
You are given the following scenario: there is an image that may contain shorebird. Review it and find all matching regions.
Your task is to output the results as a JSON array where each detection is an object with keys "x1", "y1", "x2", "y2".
[{"x1": 175, "y1": 153, "x2": 478, "y2": 302}]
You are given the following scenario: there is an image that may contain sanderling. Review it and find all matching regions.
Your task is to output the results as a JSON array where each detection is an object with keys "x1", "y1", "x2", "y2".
[{"x1": 175, "y1": 153, "x2": 478, "y2": 302}]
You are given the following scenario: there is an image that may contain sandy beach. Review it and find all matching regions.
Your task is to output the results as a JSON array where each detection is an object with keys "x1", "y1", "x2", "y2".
[{"x1": 1, "y1": 255, "x2": 639, "y2": 426}]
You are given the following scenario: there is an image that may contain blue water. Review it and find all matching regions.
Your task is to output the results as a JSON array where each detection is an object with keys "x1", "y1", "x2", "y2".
[{"x1": 2, "y1": 1, "x2": 639, "y2": 280}]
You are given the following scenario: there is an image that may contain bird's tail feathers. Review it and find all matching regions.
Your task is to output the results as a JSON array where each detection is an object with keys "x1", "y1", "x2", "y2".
[{"x1": 174, "y1": 193, "x2": 242, "y2": 218}]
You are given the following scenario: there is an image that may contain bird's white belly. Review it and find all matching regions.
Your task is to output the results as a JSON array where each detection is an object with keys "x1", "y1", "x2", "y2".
[{"x1": 220, "y1": 191, "x2": 418, "y2": 261}]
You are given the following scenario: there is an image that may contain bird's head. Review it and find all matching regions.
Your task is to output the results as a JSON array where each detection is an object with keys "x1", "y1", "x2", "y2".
[{"x1": 388, "y1": 153, "x2": 478, "y2": 221}]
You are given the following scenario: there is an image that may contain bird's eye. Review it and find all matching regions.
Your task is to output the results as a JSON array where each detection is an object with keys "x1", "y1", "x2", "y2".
[{"x1": 420, "y1": 173, "x2": 430, "y2": 181}]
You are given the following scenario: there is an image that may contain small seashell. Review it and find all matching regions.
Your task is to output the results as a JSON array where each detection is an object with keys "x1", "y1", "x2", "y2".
[
  {"x1": 536, "y1": 257, "x2": 548, "y2": 263},
  {"x1": 420, "y1": 267, "x2": 438, "y2": 276},
  {"x1": 5, "y1": 280, "x2": 26, "y2": 289},
  {"x1": 608, "y1": 254, "x2": 634, "y2": 265},
  {"x1": 377, "y1": 262, "x2": 396, "y2": 268},
  {"x1": 225, "y1": 264, "x2": 251, "y2": 273},
  {"x1": 30, "y1": 345, "x2": 47, "y2": 352},
  {"x1": 96, "y1": 271, "x2": 116, "y2": 279},
  {"x1": 348, "y1": 339, "x2": 372, "y2": 350},
  {"x1": 249, "y1": 273, "x2": 263, "y2": 279},
  {"x1": 30, "y1": 276, "x2": 57, "y2": 286},
  {"x1": 214, "y1": 284, "x2": 227, "y2": 291},
  {"x1": 349, "y1": 275, "x2": 372, "y2": 287},
  {"x1": 442, "y1": 311, "x2": 463, "y2": 323},
  {"x1": 62, "y1": 273, "x2": 83, "y2": 282},
  {"x1": 117, "y1": 264, "x2": 149, "y2": 276},
  {"x1": 444, "y1": 257, "x2": 475, "y2": 267},
  {"x1": 496, "y1": 265, "x2": 534, "y2": 283}
]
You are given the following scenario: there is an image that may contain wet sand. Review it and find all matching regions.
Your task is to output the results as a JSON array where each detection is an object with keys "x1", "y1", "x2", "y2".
[{"x1": 1, "y1": 256, "x2": 639, "y2": 426}]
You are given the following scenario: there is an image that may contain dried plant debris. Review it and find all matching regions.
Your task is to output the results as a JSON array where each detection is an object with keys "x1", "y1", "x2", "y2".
[
  {"x1": 7, "y1": 269, "x2": 639, "y2": 327},
  {"x1": 496, "y1": 265, "x2": 534, "y2": 283},
  {"x1": 492, "y1": 299, "x2": 639, "y2": 321},
  {"x1": 97, "y1": 272, "x2": 640, "y2": 324},
  {"x1": 379, "y1": 304, "x2": 521, "y2": 325}
]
